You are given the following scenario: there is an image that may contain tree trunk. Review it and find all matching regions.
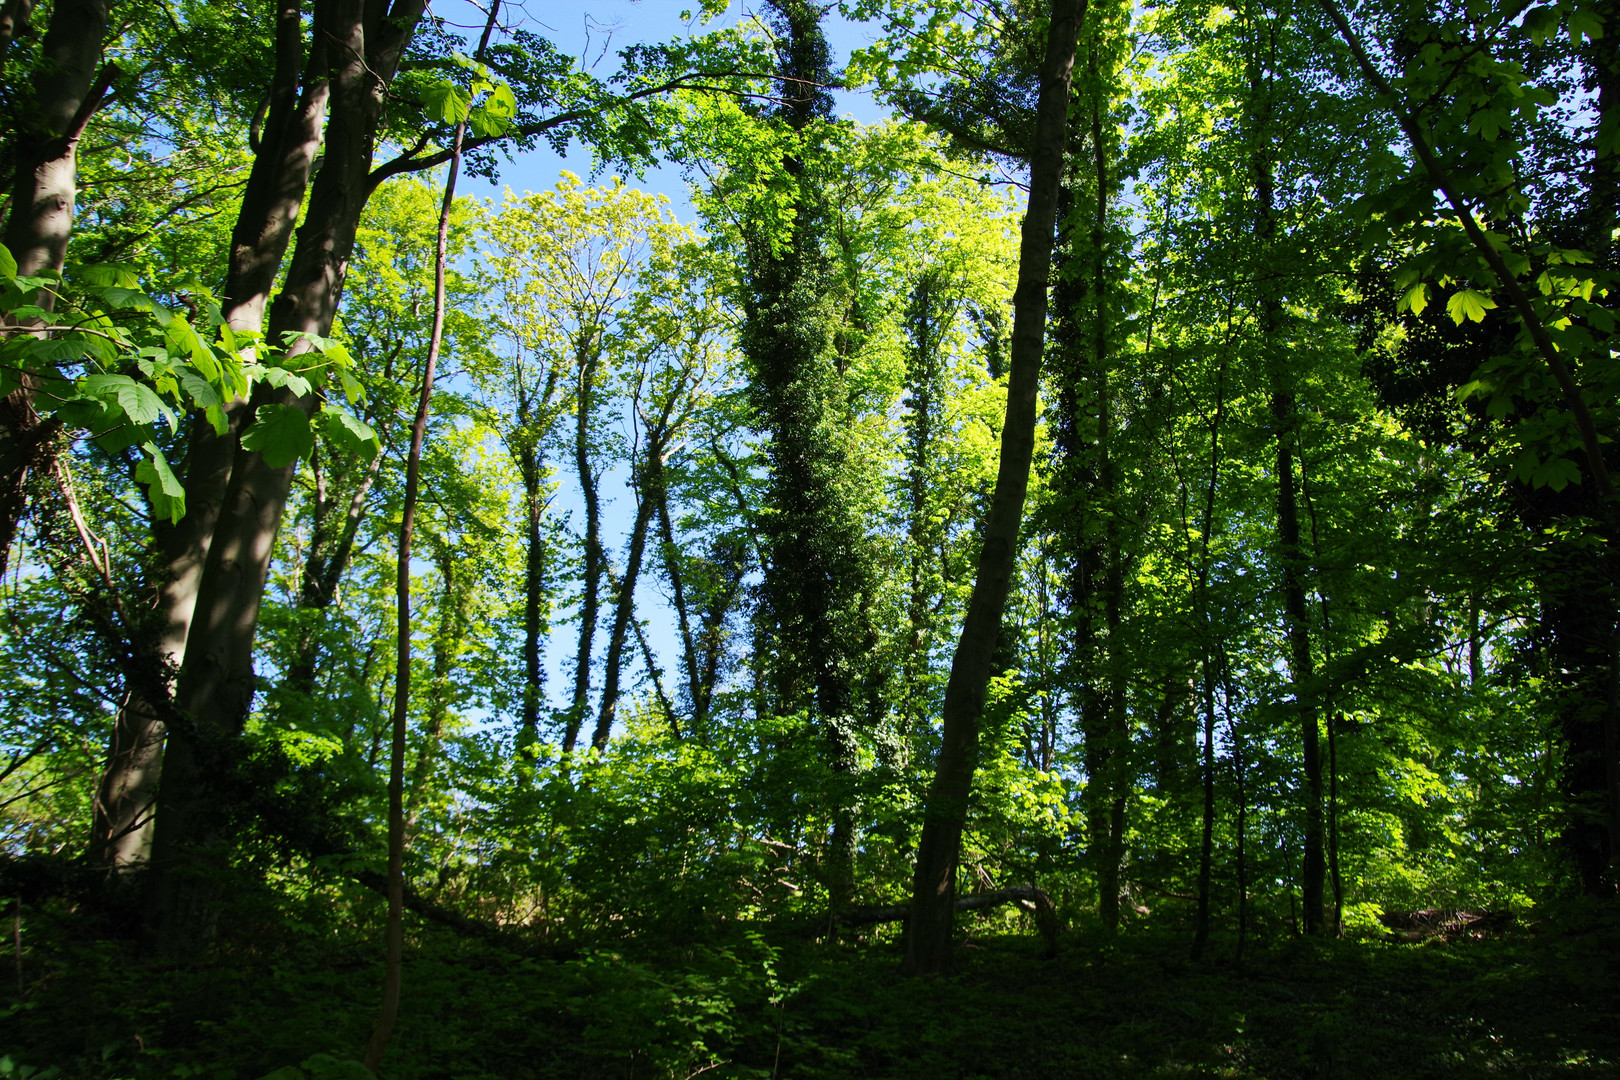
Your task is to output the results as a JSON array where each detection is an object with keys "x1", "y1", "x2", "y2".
[
  {"x1": 504, "y1": 368, "x2": 560, "y2": 748},
  {"x1": 95, "y1": 0, "x2": 331, "y2": 875},
  {"x1": 144, "y1": 0, "x2": 428, "y2": 955},
  {"x1": 1246, "y1": 48, "x2": 1324, "y2": 932},
  {"x1": 901, "y1": 0, "x2": 1083, "y2": 975},
  {"x1": 900, "y1": 270, "x2": 953, "y2": 753},
  {"x1": 593, "y1": 438, "x2": 666, "y2": 749},
  {"x1": 565, "y1": 337, "x2": 604, "y2": 756},
  {"x1": 365, "y1": 0, "x2": 487, "y2": 1052},
  {"x1": 0, "y1": 0, "x2": 111, "y2": 577},
  {"x1": 1190, "y1": 361, "x2": 1227, "y2": 961},
  {"x1": 517, "y1": 434, "x2": 547, "y2": 747}
]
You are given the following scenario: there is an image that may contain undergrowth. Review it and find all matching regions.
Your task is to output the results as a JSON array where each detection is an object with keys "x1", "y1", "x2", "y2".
[{"x1": 4, "y1": 895, "x2": 1618, "y2": 1080}]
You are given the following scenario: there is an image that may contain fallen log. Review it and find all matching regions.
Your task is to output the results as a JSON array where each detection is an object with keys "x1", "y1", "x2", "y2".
[
  {"x1": 351, "y1": 869, "x2": 574, "y2": 959},
  {"x1": 1377, "y1": 908, "x2": 1515, "y2": 941},
  {"x1": 794, "y1": 884, "x2": 1060, "y2": 958}
]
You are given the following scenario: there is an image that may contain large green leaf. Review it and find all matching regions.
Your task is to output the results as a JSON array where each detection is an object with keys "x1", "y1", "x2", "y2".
[
  {"x1": 1446, "y1": 288, "x2": 1497, "y2": 325},
  {"x1": 320, "y1": 406, "x2": 381, "y2": 462},
  {"x1": 241, "y1": 402, "x2": 314, "y2": 468},
  {"x1": 136, "y1": 443, "x2": 187, "y2": 522}
]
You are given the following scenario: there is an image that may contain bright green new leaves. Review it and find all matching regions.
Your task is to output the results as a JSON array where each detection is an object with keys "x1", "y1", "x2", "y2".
[
  {"x1": 136, "y1": 443, "x2": 187, "y2": 522},
  {"x1": 419, "y1": 53, "x2": 518, "y2": 138}
]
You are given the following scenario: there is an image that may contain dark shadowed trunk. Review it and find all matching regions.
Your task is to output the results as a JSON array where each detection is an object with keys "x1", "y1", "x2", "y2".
[
  {"x1": 565, "y1": 334, "x2": 604, "y2": 756},
  {"x1": 902, "y1": 0, "x2": 1083, "y2": 975},
  {"x1": 144, "y1": 0, "x2": 428, "y2": 956},
  {"x1": 1190, "y1": 360, "x2": 1227, "y2": 961},
  {"x1": 0, "y1": 0, "x2": 111, "y2": 578}
]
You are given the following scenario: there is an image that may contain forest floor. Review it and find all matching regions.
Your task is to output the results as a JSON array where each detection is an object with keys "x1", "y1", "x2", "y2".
[{"x1": 4, "y1": 895, "x2": 1619, "y2": 1080}]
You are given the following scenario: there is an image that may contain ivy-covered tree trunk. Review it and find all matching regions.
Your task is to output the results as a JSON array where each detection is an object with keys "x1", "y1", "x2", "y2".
[
  {"x1": 742, "y1": 0, "x2": 874, "y2": 911},
  {"x1": 899, "y1": 270, "x2": 955, "y2": 755},
  {"x1": 902, "y1": 0, "x2": 1083, "y2": 975},
  {"x1": 143, "y1": 0, "x2": 428, "y2": 955},
  {"x1": 565, "y1": 334, "x2": 604, "y2": 756}
]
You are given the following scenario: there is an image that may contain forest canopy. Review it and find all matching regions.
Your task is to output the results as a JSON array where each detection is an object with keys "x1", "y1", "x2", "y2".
[{"x1": 0, "y1": 0, "x2": 1616, "y2": 1074}]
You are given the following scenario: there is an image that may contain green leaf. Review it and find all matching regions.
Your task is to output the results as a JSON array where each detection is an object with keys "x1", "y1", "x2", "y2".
[
  {"x1": 0, "y1": 243, "x2": 15, "y2": 281},
  {"x1": 82, "y1": 373, "x2": 175, "y2": 430},
  {"x1": 1446, "y1": 288, "x2": 1497, "y2": 324},
  {"x1": 1530, "y1": 456, "x2": 1582, "y2": 492},
  {"x1": 179, "y1": 371, "x2": 223, "y2": 408},
  {"x1": 470, "y1": 82, "x2": 517, "y2": 136},
  {"x1": 1398, "y1": 282, "x2": 1429, "y2": 316},
  {"x1": 241, "y1": 402, "x2": 314, "y2": 468},
  {"x1": 422, "y1": 79, "x2": 472, "y2": 125},
  {"x1": 136, "y1": 443, "x2": 187, "y2": 522},
  {"x1": 339, "y1": 366, "x2": 364, "y2": 405},
  {"x1": 320, "y1": 406, "x2": 381, "y2": 461},
  {"x1": 264, "y1": 366, "x2": 313, "y2": 397},
  {"x1": 1568, "y1": 7, "x2": 1603, "y2": 41}
]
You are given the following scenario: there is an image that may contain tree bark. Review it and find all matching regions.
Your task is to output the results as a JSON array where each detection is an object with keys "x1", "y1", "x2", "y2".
[
  {"x1": 144, "y1": 0, "x2": 428, "y2": 955},
  {"x1": 1190, "y1": 360, "x2": 1227, "y2": 962},
  {"x1": 901, "y1": 0, "x2": 1083, "y2": 975},
  {"x1": 0, "y1": 0, "x2": 111, "y2": 578},
  {"x1": 365, "y1": 1, "x2": 490, "y2": 1058},
  {"x1": 593, "y1": 439, "x2": 666, "y2": 749},
  {"x1": 565, "y1": 335, "x2": 604, "y2": 756}
]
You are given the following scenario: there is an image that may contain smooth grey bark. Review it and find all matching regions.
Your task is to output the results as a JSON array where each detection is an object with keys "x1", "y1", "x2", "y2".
[{"x1": 901, "y1": 0, "x2": 1083, "y2": 975}]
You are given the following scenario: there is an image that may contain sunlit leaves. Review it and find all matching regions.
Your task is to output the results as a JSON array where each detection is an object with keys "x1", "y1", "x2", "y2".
[
  {"x1": 1445, "y1": 288, "x2": 1496, "y2": 324},
  {"x1": 242, "y1": 402, "x2": 315, "y2": 468}
]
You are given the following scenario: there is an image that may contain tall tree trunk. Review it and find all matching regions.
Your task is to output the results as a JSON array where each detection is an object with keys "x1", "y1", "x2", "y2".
[
  {"x1": 655, "y1": 474, "x2": 703, "y2": 731},
  {"x1": 742, "y1": 0, "x2": 875, "y2": 913},
  {"x1": 1190, "y1": 360, "x2": 1227, "y2": 961},
  {"x1": 594, "y1": 438, "x2": 667, "y2": 749},
  {"x1": 1246, "y1": 40, "x2": 1324, "y2": 933},
  {"x1": 144, "y1": 0, "x2": 428, "y2": 955},
  {"x1": 1226, "y1": 657, "x2": 1248, "y2": 964},
  {"x1": 1070, "y1": 71, "x2": 1129, "y2": 935},
  {"x1": 565, "y1": 337, "x2": 603, "y2": 756},
  {"x1": 900, "y1": 270, "x2": 952, "y2": 755},
  {"x1": 506, "y1": 369, "x2": 560, "y2": 748},
  {"x1": 403, "y1": 541, "x2": 467, "y2": 841},
  {"x1": 365, "y1": 1, "x2": 488, "y2": 1057},
  {"x1": 517, "y1": 440, "x2": 546, "y2": 746},
  {"x1": 901, "y1": 0, "x2": 1083, "y2": 975},
  {"x1": 90, "y1": 1, "x2": 333, "y2": 876}
]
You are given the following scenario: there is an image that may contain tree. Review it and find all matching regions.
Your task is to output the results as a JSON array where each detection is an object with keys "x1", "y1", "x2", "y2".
[{"x1": 903, "y1": 0, "x2": 1084, "y2": 974}]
